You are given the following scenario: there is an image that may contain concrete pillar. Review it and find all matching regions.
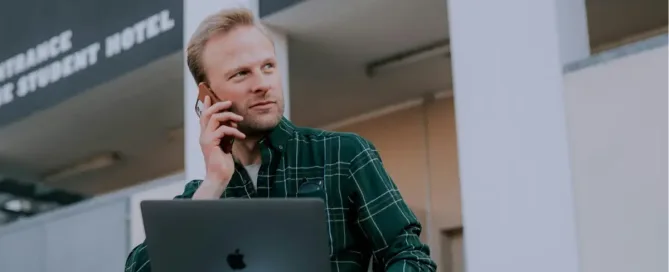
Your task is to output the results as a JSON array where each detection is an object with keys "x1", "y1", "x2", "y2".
[
  {"x1": 556, "y1": 0, "x2": 591, "y2": 64},
  {"x1": 183, "y1": 0, "x2": 290, "y2": 181},
  {"x1": 446, "y1": 0, "x2": 589, "y2": 271}
]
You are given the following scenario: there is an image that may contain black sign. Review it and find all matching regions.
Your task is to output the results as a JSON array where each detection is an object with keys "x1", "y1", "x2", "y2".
[
  {"x1": 259, "y1": 0, "x2": 305, "y2": 18},
  {"x1": 0, "y1": 0, "x2": 183, "y2": 127}
]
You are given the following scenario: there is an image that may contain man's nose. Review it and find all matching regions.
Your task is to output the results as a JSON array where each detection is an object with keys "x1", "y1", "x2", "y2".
[{"x1": 250, "y1": 73, "x2": 271, "y2": 94}]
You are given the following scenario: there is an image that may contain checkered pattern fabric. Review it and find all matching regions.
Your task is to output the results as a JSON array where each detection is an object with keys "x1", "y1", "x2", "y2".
[{"x1": 125, "y1": 118, "x2": 436, "y2": 272}]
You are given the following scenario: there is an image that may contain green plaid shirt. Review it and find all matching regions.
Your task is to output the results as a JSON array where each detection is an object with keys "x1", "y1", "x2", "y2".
[{"x1": 125, "y1": 118, "x2": 436, "y2": 272}]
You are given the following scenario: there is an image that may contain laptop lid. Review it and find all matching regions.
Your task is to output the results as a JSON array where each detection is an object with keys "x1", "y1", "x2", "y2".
[{"x1": 140, "y1": 199, "x2": 331, "y2": 272}]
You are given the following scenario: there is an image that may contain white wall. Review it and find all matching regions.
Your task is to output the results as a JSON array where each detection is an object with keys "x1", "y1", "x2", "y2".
[
  {"x1": 564, "y1": 44, "x2": 668, "y2": 272},
  {"x1": 447, "y1": 0, "x2": 581, "y2": 271}
]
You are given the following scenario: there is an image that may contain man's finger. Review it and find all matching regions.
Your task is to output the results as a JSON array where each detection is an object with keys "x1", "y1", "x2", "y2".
[
  {"x1": 204, "y1": 100, "x2": 232, "y2": 117},
  {"x1": 207, "y1": 111, "x2": 243, "y2": 133},
  {"x1": 211, "y1": 111, "x2": 243, "y2": 124},
  {"x1": 212, "y1": 125, "x2": 246, "y2": 140},
  {"x1": 200, "y1": 100, "x2": 232, "y2": 128}
]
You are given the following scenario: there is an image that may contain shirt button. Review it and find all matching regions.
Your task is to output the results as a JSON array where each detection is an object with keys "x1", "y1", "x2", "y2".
[{"x1": 278, "y1": 145, "x2": 283, "y2": 150}]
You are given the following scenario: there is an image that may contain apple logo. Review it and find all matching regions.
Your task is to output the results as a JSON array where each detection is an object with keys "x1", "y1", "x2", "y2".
[{"x1": 227, "y1": 249, "x2": 246, "y2": 270}]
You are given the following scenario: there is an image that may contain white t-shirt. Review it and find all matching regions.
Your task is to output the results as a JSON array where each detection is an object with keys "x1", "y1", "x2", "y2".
[{"x1": 243, "y1": 164, "x2": 261, "y2": 189}]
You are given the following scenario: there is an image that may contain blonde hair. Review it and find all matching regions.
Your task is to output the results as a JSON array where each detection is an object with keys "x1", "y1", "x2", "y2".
[{"x1": 186, "y1": 8, "x2": 268, "y2": 84}]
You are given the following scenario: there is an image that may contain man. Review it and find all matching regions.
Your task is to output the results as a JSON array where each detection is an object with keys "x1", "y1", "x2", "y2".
[{"x1": 125, "y1": 7, "x2": 436, "y2": 272}]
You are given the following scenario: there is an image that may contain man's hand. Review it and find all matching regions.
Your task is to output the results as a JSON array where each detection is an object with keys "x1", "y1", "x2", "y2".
[{"x1": 194, "y1": 96, "x2": 245, "y2": 199}]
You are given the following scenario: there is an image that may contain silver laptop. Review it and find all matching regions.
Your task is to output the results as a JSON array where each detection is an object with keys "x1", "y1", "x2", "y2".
[{"x1": 140, "y1": 199, "x2": 331, "y2": 272}]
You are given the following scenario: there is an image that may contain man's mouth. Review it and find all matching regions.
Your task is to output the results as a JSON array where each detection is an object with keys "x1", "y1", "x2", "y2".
[{"x1": 250, "y1": 101, "x2": 275, "y2": 108}]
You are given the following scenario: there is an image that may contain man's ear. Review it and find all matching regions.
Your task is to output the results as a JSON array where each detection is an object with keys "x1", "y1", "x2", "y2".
[
  {"x1": 196, "y1": 82, "x2": 209, "y2": 102},
  {"x1": 197, "y1": 82, "x2": 208, "y2": 93}
]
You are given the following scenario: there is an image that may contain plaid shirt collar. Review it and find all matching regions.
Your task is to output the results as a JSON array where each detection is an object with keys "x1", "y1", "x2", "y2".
[
  {"x1": 229, "y1": 117, "x2": 296, "y2": 197},
  {"x1": 232, "y1": 116, "x2": 295, "y2": 163},
  {"x1": 260, "y1": 117, "x2": 296, "y2": 151}
]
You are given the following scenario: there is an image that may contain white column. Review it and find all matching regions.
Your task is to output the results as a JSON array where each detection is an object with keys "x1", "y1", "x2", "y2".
[
  {"x1": 184, "y1": 0, "x2": 290, "y2": 181},
  {"x1": 556, "y1": 0, "x2": 591, "y2": 64},
  {"x1": 269, "y1": 26, "x2": 290, "y2": 120},
  {"x1": 446, "y1": 0, "x2": 588, "y2": 272}
]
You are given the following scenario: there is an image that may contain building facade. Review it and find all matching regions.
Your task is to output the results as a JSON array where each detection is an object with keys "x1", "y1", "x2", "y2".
[{"x1": 0, "y1": 0, "x2": 666, "y2": 272}]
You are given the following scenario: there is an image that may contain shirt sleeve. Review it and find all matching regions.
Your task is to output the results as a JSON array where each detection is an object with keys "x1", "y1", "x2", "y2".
[
  {"x1": 124, "y1": 243, "x2": 151, "y2": 272},
  {"x1": 124, "y1": 179, "x2": 202, "y2": 272},
  {"x1": 345, "y1": 135, "x2": 437, "y2": 272}
]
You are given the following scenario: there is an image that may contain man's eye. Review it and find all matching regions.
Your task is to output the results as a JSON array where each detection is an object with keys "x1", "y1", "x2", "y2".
[
  {"x1": 263, "y1": 63, "x2": 275, "y2": 69},
  {"x1": 232, "y1": 71, "x2": 248, "y2": 78}
]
